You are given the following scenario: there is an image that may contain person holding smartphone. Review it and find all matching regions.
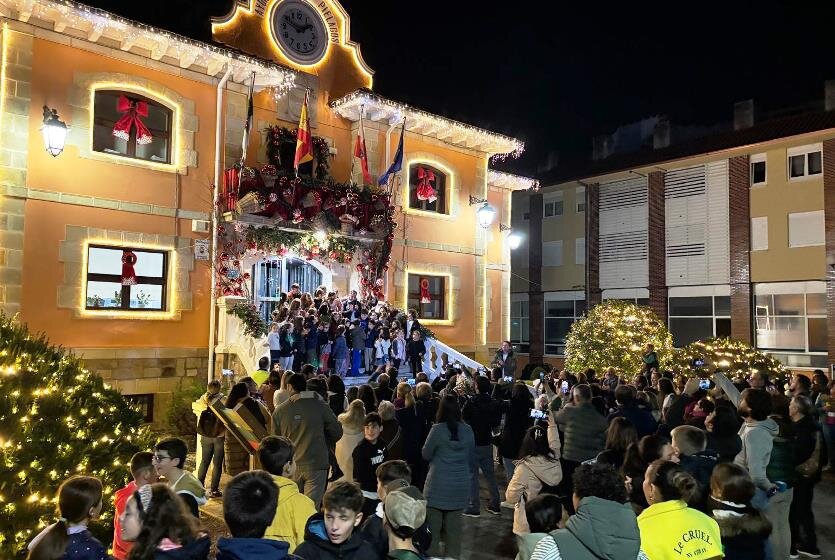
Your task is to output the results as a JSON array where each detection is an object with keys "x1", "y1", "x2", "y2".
[{"x1": 491, "y1": 340, "x2": 517, "y2": 380}]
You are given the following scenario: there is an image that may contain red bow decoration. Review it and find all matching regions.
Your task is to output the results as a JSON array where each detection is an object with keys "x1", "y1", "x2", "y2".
[
  {"x1": 416, "y1": 167, "x2": 437, "y2": 202},
  {"x1": 121, "y1": 250, "x2": 138, "y2": 286},
  {"x1": 113, "y1": 95, "x2": 153, "y2": 145},
  {"x1": 420, "y1": 277, "x2": 432, "y2": 304}
]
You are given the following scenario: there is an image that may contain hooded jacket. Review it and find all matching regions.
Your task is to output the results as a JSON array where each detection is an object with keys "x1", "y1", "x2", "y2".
[
  {"x1": 530, "y1": 497, "x2": 641, "y2": 560},
  {"x1": 293, "y1": 513, "x2": 380, "y2": 560},
  {"x1": 264, "y1": 475, "x2": 317, "y2": 552},
  {"x1": 735, "y1": 418, "x2": 779, "y2": 491},
  {"x1": 506, "y1": 455, "x2": 563, "y2": 534},
  {"x1": 153, "y1": 535, "x2": 212, "y2": 560},
  {"x1": 273, "y1": 391, "x2": 343, "y2": 471},
  {"x1": 709, "y1": 498, "x2": 771, "y2": 560},
  {"x1": 638, "y1": 500, "x2": 723, "y2": 560},
  {"x1": 216, "y1": 537, "x2": 297, "y2": 560}
]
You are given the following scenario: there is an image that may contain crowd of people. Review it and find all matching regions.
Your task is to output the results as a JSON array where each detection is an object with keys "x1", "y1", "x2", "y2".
[{"x1": 26, "y1": 288, "x2": 835, "y2": 560}]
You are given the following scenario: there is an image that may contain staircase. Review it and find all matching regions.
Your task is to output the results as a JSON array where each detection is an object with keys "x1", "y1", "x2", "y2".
[{"x1": 214, "y1": 296, "x2": 486, "y2": 380}]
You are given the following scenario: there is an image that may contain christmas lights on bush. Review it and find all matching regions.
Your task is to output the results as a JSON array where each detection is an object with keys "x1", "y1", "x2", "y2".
[{"x1": 671, "y1": 337, "x2": 788, "y2": 386}]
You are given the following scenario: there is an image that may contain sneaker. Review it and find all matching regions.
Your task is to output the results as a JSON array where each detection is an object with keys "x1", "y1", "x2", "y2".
[
  {"x1": 500, "y1": 501, "x2": 514, "y2": 509},
  {"x1": 797, "y1": 548, "x2": 821, "y2": 559},
  {"x1": 462, "y1": 510, "x2": 480, "y2": 518},
  {"x1": 486, "y1": 506, "x2": 501, "y2": 515},
  {"x1": 208, "y1": 490, "x2": 223, "y2": 499}
]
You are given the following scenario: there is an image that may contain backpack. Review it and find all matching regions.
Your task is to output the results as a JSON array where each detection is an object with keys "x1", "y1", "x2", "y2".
[{"x1": 197, "y1": 407, "x2": 224, "y2": 438}]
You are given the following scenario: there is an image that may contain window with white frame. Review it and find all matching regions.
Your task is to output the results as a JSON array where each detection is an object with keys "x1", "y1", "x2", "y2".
[
  {"x1": 576, "y1": 186, "x2": 586, "y2": 213},
  {"x1": 543, "y1": 195, "x2": 564, "y2": 218},
  {"x1": 755, "y1": 290, "x2": 826, "y2": 367},
  {"x1": 788, "y1": 211, "x2": 824, "y2": 248},
  {"x1": 668, "y1": 295, "x2": 731, "y2": 347},
  {"x1": 575, "y1": 237, "x2": 585, "y2": 265},
  {"x1": 510, "y1": 296, "x2": 530, "y2": 353},
  {"x1": 750, "y1": 154, "x2": 766, "y2": 185},
  {"x1": 85, "y1": 245, "x2": 168, "y2": 311},
  {"x1": 788, "y1": 144, "x2": 822, "y2": 179},
  {"x1": 751, "y1": 217, "x2": 768, "y2": 251},
  {"x1": 545, "y1": 298, "x2": 586, "y2": 355},
  {"x1": 543, "y1": 240, "x2": 563, "y2": 266}
]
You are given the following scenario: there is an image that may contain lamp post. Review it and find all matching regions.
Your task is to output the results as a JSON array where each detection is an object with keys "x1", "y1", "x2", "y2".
[
  {"x1": 469, "y1": 195, "x2": 496, "y2": 228},
  {"x1": 500, "y1": 223, "x2": 523, "y2": 249},
  {"x1": 41, "y1": 106, "x2": 68, "y2": 157}
]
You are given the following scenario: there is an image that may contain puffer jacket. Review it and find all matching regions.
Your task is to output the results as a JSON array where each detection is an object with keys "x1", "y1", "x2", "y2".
[
  {"x1": 264, "y1": 475, "x2": 317, "y2": 552},
  {"x1": 553, "y1": 402, "x2": 608, "y2": 462},
  {"x1": 709, "y1": 498, "x2": 771, "y2": 560}
]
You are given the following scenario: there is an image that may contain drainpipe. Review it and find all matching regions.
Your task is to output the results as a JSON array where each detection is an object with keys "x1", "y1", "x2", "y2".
[{"x1": 208, "y1": 63, "x2": 232, "y2": 383}]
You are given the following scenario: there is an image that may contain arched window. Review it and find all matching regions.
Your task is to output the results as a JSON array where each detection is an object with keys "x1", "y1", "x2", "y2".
[
  {"x1": 92, "y1": 90, "x2": 173, "y2": 164},
  {"x1": 408, "y1": 163, "x2": 447, "y2": 214}
]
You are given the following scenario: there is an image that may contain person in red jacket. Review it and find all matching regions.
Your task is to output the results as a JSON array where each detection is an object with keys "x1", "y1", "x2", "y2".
[{"x1": 113, "y1": 451, "x2": 157, "y2": 560}]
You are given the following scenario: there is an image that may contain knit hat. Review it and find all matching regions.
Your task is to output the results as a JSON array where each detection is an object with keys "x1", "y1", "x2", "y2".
[{"x1": 383, "y1": 486, "x2": 427, "y2": 532}]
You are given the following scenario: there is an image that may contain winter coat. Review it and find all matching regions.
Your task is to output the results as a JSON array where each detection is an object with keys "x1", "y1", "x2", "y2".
[
  {"x1": 736, "y1": 417, "x2": 779, "y2": 491},
  {"x1": 638, "y1": 500, "x2": 723, "y2": 560},
  {"x1": 505, "y1": 420, "x2": 562, "y2": 534},
  {"x1": 766, "y1": 422, "x2": 797, "y2": 489},
  {"x1": 678, "y1": 450, "x2": 718, "y2": 509},
  {"x1": 152, "y1": 535, "x2": 212, "y2": 560},
  {"x1": 499, "y1": 397, "x2": 534, "y2": 460},
  {"x1": 709, "y1": 498, "x2": 771, "y2": 560},
  {"x1": 28, "y1": 526, "x2": 109, "y2": 560},
  {"x1": 381, "y1": 418, "x2": 403, "y2": 460},
  {"x1": 334, "y1": 423, "x2": 364, "y2": 483},
  {"x1": 422, "y1": 421, "x2": 476, "y2": 510},
  {"x1": 607, "y1": 402, "x2": 658, "y2": 438},
  {"x1": 793, "y1": 414, "x2": 827, "y2": 481},
  {"x1": 530, "y1": 497, "x2": 641, "y2": 560},
  {"x1": 360, "y1": 500, "x2": 431, "y2": 558},
  {"x1": 331, "y1": 335, "x2": 348, "y2": 360},
  {"x1": 273, "y1": 391, "x2": 343, "y2": 471},
  {"x1": 395, "y1": 404, "x2": 429, "y2": 466},
  {"x1": 492, "y1": 349, "x2": 517, "y2": 379},
  {"x1": 406, "y1": 339, "x2": 425, "y2": 361},
  {"x1": 706, "y1": 431, "x2": 742, "y2": 463},
  {"x1": 294, "y1": 514, "x2": 380, "y2": 560},
  {"x1": 264, "y1": 474, "x2": 317, "y2": 553},
  {"x1": 553, "y1": 402, "x2": 608, "y2": 463},
  {"x1": 216, "y1": 537, "x2": 297, "y2": 560},
  {"x1": 350, "y1": 326, "x2": 366, "y2": 350},
  {"x1": 375, "y1": 338, "x2": 392, "y2": 359},
  {"x1": 462, "y1": 393, "x2": 503, "y2": 447}
]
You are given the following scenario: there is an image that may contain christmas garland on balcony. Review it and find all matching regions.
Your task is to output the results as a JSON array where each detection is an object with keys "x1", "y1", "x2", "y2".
[{"x1": 265, "y1": 125, "x2": 331, "y2": 180}]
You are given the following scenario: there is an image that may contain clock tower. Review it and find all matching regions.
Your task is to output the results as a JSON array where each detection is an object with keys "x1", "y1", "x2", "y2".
[{"x1": 211, "y1": 0, "x2": 373, "y2": 100}]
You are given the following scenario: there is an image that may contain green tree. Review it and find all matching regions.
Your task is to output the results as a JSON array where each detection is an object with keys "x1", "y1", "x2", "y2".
[
  {"x1": 564, "y1": 300, "x2": 673, "y2": 375},
  {"x1": 0, "y1": 314, "x2": 152, "y2": 557}
]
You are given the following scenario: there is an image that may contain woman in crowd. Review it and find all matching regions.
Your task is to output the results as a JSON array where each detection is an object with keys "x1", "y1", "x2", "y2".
[
  {"x1": 499, "y1": 383, "x2": 535, "y2": 480},
  {"x1": 378, "y1": 400, "x2": 404, "y2": 460},
  {"x1": 422, "y1": 395, "x2": 476, "y2": 559},
  {"x1": 273, "y1": 370, "x2": 293, "y2": 409},
  {"x1": 326, "y1": 374, "x2": 348, "y2": 416},
  {"x1": 657, "y1": 378, "x2": 676, "y2": 420},
  {"x1": 357, "y1": 383, "x2": 378, "y2": 414},
  {"x1": 505, "y1": 421, "x2": 562, "y2": 536},
  {"x1": 334, "y1": 399, "x2": 366, "y2": 483},
  {"x1": 120, "y1": 483, "x2": 210, "y2": 560},
  {"x1": 789, "y1": 395, "x2": 824, "y2": 558},
  {"x1": 595, "y1": 417, "x2": 638, "y2": 470},
  {"x1": 705, "y1": 400, "x2": 742, "y2": 463},
  {"x1": 27, "y1": 476, "x2": 106, "y2": 560},
  {"x1": 622, "y1": 434, "x2": 678, "y2": 511},
  {"x1": 638, "y1": 460, "x2": 723, "y2": 560},
  {"x1": 224, "y1": 382, "x2": 267, "y2": 476},
  {"x1": 709, "y1": 463, "x2": 771, "y2": 560}
]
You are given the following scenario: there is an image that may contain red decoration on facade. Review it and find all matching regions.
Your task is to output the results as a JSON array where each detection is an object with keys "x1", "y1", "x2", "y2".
[
  {"x1": 420, "y1": 277, "x2": 431, "y2": 304},
  {"x1": 112, "y1": 95, "x2": 153, "y2": 145},
  {"x1": 121, "y1": 250, "x2": 138, "y2": 286},
  {"x1": 415, "y1": 167, "x2": 437, "y2": 202}
]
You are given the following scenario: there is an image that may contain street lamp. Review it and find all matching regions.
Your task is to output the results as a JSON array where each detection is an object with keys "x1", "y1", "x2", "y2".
[
  {"x1": 469, "y1": 195, "x2": 496, "y2": 228},
  {"x1": 41, "y1": 105, "x2": 68, "y2": 157},
  {"x1": 500, "y1": 224, "x2": 523, "y2": 249}
]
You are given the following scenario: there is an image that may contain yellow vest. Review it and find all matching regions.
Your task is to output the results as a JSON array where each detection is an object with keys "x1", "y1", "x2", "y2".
[{"x1": 637, "y1": 500, "x2": 723, "y2": 560}]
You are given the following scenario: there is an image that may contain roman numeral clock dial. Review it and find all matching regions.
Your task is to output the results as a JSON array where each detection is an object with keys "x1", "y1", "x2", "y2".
[{"x1": 270, "y1": 0, "x2": 328, "y2": 65}]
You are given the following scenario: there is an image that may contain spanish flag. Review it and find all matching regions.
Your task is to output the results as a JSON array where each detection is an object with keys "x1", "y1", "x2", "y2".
[
  {"x1": 353, "y1": 106, "x2": 372, "y2": 185},
  {"x1": 294, "y1": 89, "x2": 314, "y2": 174}
]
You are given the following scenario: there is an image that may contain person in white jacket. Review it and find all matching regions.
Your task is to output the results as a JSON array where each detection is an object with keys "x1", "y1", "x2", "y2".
[
  {"x1": 335, "y1": 399, "x2": 366, "y2": 483},
  {"x1": 374, "y1": 332, "x2": 392, "y2": 369},
  {"x1": 505, "y1": 412, "x2": 562, "y2": 536}
]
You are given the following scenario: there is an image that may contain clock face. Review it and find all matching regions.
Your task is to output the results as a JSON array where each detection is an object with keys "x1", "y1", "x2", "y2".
[{"x1": 271, "y1": 0, "x2": 328, "y2": 65}]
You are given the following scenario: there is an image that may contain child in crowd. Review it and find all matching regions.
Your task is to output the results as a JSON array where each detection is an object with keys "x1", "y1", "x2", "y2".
[
  {"x1": 294, "y1": 481, "x2": 379, "y2": 560},
  {"x1": 113, "y1": 452, "x2": 157, "y2": 560},
  {"x1": 381, "y1": 485, "x2": 429, "y2": 560},
  {"x1": 153, "y1": 437, "x2": 206, "y2": 517},
  {"x1": 360, "y1": 460, "x2": 432, "y2": 557},
  {"x1": 118, "y1": 483, "x2": 210, "y2": 559},
  {"x1": 353, "y1": 412, "x2": 388, "y2": 518},
  {"x1": 708, "y1": 463, "x2": 772, "y2": 560},
  {"x1": 258, "y1": 435, "x2": 317, "y2": 552},
  {"x1": 517, "y1": 493, "x2": 564, "y2": 560},
  {"x1": 27, "y1": 476, "x2": 107, "y2": 560},
  {"x1": 216, "y1": 471, "x2": 298, "y2": 559},
  {"x1": 670, "y1": 425, "x2": 717, "y2": 509}
]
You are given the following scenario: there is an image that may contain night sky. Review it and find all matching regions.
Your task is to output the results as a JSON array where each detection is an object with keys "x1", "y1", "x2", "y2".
[{"x1": 85, "y1": 0, "x2": 835, "y2": 177}]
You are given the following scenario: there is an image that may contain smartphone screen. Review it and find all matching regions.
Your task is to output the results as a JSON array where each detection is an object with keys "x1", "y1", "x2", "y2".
[
  {"x1": 407, "y1": 379, "x2": 416, "y2": 386},
  {"x1": 561, "y1": 380, "x2": 569, "y2": 394},
  {"x1": 502, "y1": 376, "x2": 513, "y2": 382},
  {"x1": 699, "y1": 378, "x2": 710, "y2": 390},
  {"x1": 529, "y1": 409, "x2": 546, "y2": 420}
]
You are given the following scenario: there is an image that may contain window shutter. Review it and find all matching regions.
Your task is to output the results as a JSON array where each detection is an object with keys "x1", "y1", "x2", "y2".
[
  {"x1": 751, "y1": 217, "x2": 768, "y2": 251},
  {"x1": 543, "y1": 240, "x2": 563, "y2": 266},
  {"x1": 575, "y1": 237, "x2": 585, "y2": 265},
  {"x1": 788, "y1": 211, "x2": 824, "y2": 247}
]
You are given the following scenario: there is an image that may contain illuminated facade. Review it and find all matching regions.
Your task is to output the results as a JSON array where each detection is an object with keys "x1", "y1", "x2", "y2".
[{"x1": 0, "y1": 0, "x2": 528, "y2": 421}]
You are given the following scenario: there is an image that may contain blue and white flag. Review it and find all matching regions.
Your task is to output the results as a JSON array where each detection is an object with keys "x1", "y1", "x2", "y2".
[{"x1": 378, "y1": 119, "x2": 405, "y2": 186}]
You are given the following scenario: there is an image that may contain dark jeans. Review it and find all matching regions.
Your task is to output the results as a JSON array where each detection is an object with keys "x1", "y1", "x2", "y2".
[
  {"x1": 197, "y1": 435, "x2": 224, "y2": 492},
  {"x1": 269, "y1": 349, "x2": 280, "y2": 367},
  {"x1": 409, "y1": 357, "x2": 422, "y2": 377},
  {"x1": 789, "y1": 476, "x2": 818, "y2": 552},
  {"x1": 467, "y1": 445, "x2": 501, "y2": 512}
]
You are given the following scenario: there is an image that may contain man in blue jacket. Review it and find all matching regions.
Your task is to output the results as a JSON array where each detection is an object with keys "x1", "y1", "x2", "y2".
[{"x1": 606, "y1": 384, "x2": 658, "y2": 438}]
